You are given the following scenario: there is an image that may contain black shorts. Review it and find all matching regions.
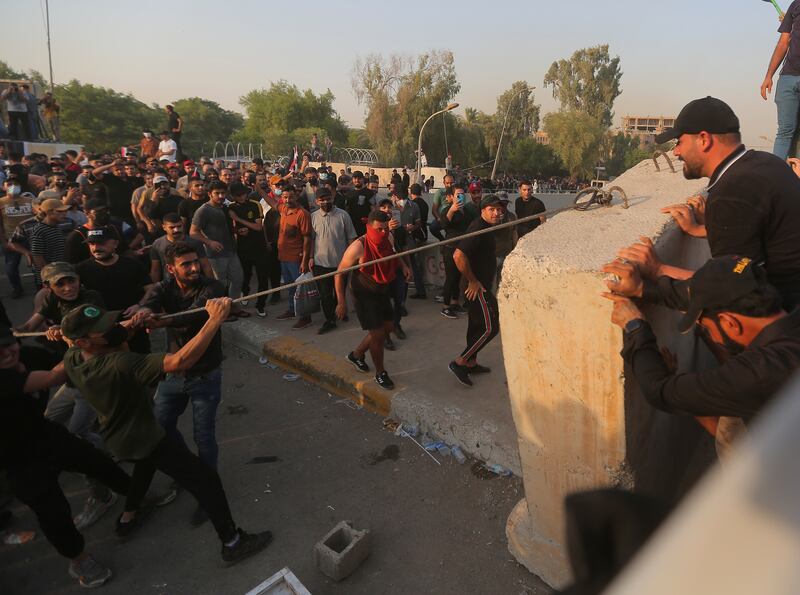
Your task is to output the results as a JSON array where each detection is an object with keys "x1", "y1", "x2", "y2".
[{"x1": 351, "y1": 272, "x2": 393, "y2": 331}]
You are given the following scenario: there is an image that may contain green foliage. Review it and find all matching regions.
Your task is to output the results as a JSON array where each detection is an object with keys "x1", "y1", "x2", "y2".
[
  {"x1": 0, "y1": 61, "x2": 49, "y2": 92},
  {"x1": 544, "y1": 45, "x2": 622, "y2": 128},
  {"x1": 170, "y1": 98, "x2": 244, "y2": 158},
  {"x1": 543, "y1": 110, "x2": 607, "y2": 178},
  {"x1": 235, "y1": 81, "x2": 348, "y2": 154},
  {"x1": 352, "y1": 50, "x2": 460, "y2": 166},
  {"x1": 347, "y1": 128, "x2": 372, "y2": 148},
  {"x1": 0, "y1": 60, "x2": 25, "y2": 80},
  {"x1": 59, "y1": 80, "x2": 160, "y2": 152},
  {"x1": 604, "y1": 132, "x2": 642, "y2": 176},
  {"x1": 505, "y1": 138, "x2": 565, "y2": 178}
]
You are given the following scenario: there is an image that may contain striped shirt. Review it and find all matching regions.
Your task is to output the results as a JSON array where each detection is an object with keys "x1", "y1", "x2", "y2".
[{"x1": 30, "y1": 221, "x2": 67, "y2": 266}]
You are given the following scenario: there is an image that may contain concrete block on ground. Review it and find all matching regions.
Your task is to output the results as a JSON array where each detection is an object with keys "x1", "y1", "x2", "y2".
[{"x1": 314, "y1": 521, "x2": 371, "y2": 581}]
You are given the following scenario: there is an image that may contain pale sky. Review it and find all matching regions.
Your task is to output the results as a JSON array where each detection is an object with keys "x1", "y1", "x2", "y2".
[{"x1": 1, "y1": 0, "x2": 789, "y2": 150}]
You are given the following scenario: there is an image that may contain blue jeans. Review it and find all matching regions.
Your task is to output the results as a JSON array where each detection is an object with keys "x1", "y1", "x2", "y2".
[
  {"x1": 3, "y1": 246, "x2": 22, "y2": 293},
  {"x1": 154, "y1": 368, "x2": 222, "y2": 469},
  {"x1": 281, "y1": 260, "x2": 302, "y2": 314},
  {"x1": 773, "y1": 75, "x2": 800, "y2": 160}
]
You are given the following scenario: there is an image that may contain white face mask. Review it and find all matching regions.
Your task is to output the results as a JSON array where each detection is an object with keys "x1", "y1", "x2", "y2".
[
  {"x1": 143, "y1": 132, "x2": 152, "y2": 139},
  {"x1": 397, "y1": 198, "x2": 407, "y2": 207},
  {"x1": 7, "y1": 185, "x2": 20, "y2": 196}
]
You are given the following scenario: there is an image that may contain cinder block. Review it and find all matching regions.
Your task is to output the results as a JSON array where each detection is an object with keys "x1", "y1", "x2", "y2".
[{"x1": 314, "y1": 520, "x2": 371, "y2": 581}]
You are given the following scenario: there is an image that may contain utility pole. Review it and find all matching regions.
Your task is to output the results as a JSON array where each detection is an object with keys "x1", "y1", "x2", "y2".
[
  {"x1": 45, "y1": 0, "x2": 55, "y2": 93},
  {"x1": 491, "y1": 87, "x2": 534, "y2": 182}
]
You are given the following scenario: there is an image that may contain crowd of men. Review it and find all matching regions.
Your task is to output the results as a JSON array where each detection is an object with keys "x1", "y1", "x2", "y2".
[{"x1": 1, "y1": 83, "x2": 60, "y2": 142}]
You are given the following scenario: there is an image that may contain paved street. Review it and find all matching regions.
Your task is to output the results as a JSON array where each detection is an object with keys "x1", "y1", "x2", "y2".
[{"x1": 0, "y1": 279, "x2": 550, "y2": 595}]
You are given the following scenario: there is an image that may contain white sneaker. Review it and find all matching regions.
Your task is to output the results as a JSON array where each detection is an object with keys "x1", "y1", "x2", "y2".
[{"x1": 74, "y1": 492, "x2": 118, "y2": 531}]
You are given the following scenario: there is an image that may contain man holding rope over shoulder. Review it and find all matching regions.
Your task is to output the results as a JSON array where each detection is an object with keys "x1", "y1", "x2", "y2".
[
  {"x1": 448, "y1": 195, "x2": 506, "y2": 387},
  {"x1": 336, "y1": 210, "x2": 412, "y2": 390}
]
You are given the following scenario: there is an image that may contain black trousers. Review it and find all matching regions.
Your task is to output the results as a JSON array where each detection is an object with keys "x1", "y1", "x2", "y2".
[
  {"x1": 442, "y1": 247, "x2": 461, "y2": 304},
  {"x1": 266, "y1": 242, "x2": 282, "y2": 295},
  {"x1": 239, "y1": 249, "x2": 270, "y2": 308},
  {"x1": 6, "y1": 421, "x2": 131, "y2": 559},
  {"x1": 460, "y1": 290, "x2": 500, "y2": 361},
  {"x1": 125, "y1": 433, "x2": 237, "y2": 543},
  {"x1": 313, "y1": 264, "x2": 338, "y2": 322}
]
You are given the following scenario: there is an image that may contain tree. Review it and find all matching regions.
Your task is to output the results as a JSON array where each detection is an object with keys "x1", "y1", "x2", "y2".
[
  {"x1": 543, "y1": 110, "x2": 606, "y2": 178},
  {"x1": 235, "y1": 81, "x2": 348, "y2": 155},
  {"x1": 170, "y1": 98, "x2": 244, "y2": 157},
  {"x1": 58, "y1": 80, "x2": 160, "y2": 152},
  {"x1": 352, "y1": 50, "x2": 460, "y2": 166},
  {"x1": 543, "y1": 45, "x2": 622, "y2": 128},
  {"x1": 604, "y1": 132, "x2": 642, "y2": 177},
  {"x1": 506, "y1": 138, "x2": 565, "y2": 178}
]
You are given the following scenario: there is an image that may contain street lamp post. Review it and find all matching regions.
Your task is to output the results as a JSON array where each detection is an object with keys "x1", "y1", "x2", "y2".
[
  {"x1": 416, "y1": 102, "x2": 459, "y2": 183},
  {"x1": 490, "y1": 87, "x2": 533, "y2": 182}
]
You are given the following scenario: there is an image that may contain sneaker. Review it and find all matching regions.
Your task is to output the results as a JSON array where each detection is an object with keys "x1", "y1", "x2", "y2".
[
  {"x1": 346, "y1": 352, "x2": 370, "y2": 373},
  {"x1": 409, "y1": 293, "x2": 427, "y2": 300},
  {"x1": 441, "y1": 308, "x2": 458, "y2": 319},
  {"x1": 434, "y1": 295, "x2": 445, "y2": 303},
  {"x1": 318, "y1": 320, "x2": 337, "y2": 335},
  {"x1": 448, "y1": 361, "x2": 473, "y2": 387},
  {"x1": 375, "y1": 371, "x2": 395, "y2": 390},
  {"x1": 221, "y1": 528, "x2": 273, "y2": 566},
  {"x1": 467, "y1": 364, "x2": 491, "y2": 375},
  {"x1": 291, "y1": 316, "x2": 313, "y2": 330},
  {"x1": 115, "y1": 503, "x2": 155, "y2": 538},
  {"x1": 256, "y1": 307, "x2": 267, "y2": 318},
  {"x1": 190, "y1": 505, "x2": 209, "y2": 528},
  {"x1": 276, "y1": 310, "x2": 295, "y2": 321},
  {"x1": 145, "y1": 487, "x2": 178, "y2": 507},
  {"x1": 240, "y1": 299, "x2": 249, "y2": 306},
  {"x1": 69, "y1": 554, "x2": 112, "y2": 588},
  {"x1": 395, "y1": 324, "x2": 407, "y2": 340},
  {"x1": 384, "y1": 337, "x2": 396, "y2": 351},
  {"x1": 451, "y1": 304, "x2": 466, "y2": 314},
  {"x1": 74, "y1": 492, "x2": 118, "y2": 531},
  {"x1": 269, "y1": 293, "x2": 281, "y2": 305}
]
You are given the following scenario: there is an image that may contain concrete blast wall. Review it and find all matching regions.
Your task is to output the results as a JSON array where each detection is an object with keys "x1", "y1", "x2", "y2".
[{"x1": 498, "y1": 158, "x2": 717, "y2": 587}]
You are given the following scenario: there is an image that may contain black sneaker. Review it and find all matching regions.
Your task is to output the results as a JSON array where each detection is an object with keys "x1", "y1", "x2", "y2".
[
  {"x1": 384, "y1": 337, "x2": 396, "y2": 351},
  {"x1": 318, "y1": 320, "x2": 337, "y2": 335},
  {"x1": 441, "y1": 308, "x2": 458, "y2": 319},
  {"x1": 395, "y1": 324, "x2": 407, "y2": 340},
  {"x1": 451, "y1": 304, "x2": 466, "y2": 314},
  {"x1": 346, "y1": 352, "x2": 370, "y2": 373},
  {"x1": 448, "y1": 361, "x2": 473, "y2": 387},
  {"x1": 256, "y1": 307, "x2": 267, "y2": 318},
  {"x1": 115, "y1": 503, "x2": 155, "y2": 538},
  {"x1": 375, "y1": 371, "x2": 395, "y2": 390},
  {"x1": 190, "y1": 505, "x2": 209, "y2": 528},
  {"x1": 467, "y1": 364, "x2": 491, "y2": 374},
  {"x1": 221, "y1": 528, "x2": 273, "y2": 566}
]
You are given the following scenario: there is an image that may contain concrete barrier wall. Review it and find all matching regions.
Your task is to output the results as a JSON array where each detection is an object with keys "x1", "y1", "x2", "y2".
[{"x1": 498, "y1": 158, "x2": 717, "y2": 587}]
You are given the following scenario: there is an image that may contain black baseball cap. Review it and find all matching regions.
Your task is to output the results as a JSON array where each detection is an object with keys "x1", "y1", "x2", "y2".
[
  {"x1": 677, "y1": 256, "x2": 762, "y2": 333},
  {"x1": 61, "y1": 304, "x2": 121, "y2": 340},
  {"x1": 655, "y1": 97, "x2": 740, "y2": 144},
  {"x1": 85, "y1": 226, "x2": 117, "y2": 243},
  {"x1": 315, "y1": 187, "x2": 332, "y2": 199},
  {"x1": 480, "y1": 194, "x2": 510, "y2": 209}
]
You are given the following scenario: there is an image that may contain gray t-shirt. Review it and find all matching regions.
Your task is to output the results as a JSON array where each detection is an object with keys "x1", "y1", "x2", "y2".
[
  {"x1": 150, "y1": 235, "x2": 207, "y2": 279},
  {"x1": 311, "y1": 207, "x2": 357, "y2": 268},
  {"x1": 780, "y1": 1, "x2": 800, "y2": 76},
  {"x1": 191, "y1": 202, "x2": 236, "y2": 258}
]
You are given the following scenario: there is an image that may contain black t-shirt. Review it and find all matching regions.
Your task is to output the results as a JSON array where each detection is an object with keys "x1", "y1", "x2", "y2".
[
  {"x1": 77, "y1": 256, "x2": 150, "y2": 310},
  {"x1": 411, "y1": 197, "x2": 430, "y2": 240},
  {"x1": 229, "y1": 199, "x2": 266, "y2": 254},
  {"x1": 102, "y1": 174, "x2": 138, "y2": 224},
  {"x1": 779, "y1": 1, "x2": 800, "y2": 76},
  {"x1": 706, "y1": 149, "x2": 800, "y2": 309},
  {"x1": 0, "y1": 345, "x2": 59, "y2": 466},
  {"x1": 344, "y1": 187, "x2": 376, "y2": 236},
  {"x1": 178, "y1": 196, "x2": 208, "y2": 224},
  {"x1": 39, "y1": 287, "x2": 105, "y2": 323},
  {"x1": 167, "y1": 111, "x2": 181, "y2": 134},
  {"x1": 457, "y1": 217, "x2": 496, "y2": 290},
  {"x1": 148, "y1": 193, "x2": 184, "y2": 221},
  {"x1": 515, "y1": 196, "x2": 546, "y2": 237}
]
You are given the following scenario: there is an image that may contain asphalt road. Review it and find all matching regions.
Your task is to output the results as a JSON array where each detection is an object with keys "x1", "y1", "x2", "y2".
[{"x1": 0, "y1": 288, "x2": 550, "y2": 595}]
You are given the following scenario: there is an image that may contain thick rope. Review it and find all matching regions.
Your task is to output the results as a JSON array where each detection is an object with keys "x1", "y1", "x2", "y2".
[{"x1": 14, "y1": 201, "x2": 579, "y2": 336}]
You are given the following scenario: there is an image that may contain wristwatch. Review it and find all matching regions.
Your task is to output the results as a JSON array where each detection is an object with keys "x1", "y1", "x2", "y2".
[{"x1": 624, "y1": 318, "x2": 646, "y2": 335}]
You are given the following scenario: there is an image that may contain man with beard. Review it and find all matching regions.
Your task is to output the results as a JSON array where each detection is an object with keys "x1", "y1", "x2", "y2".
[
  {"x1": 150, "y1": 213, "x2": 211, "y2": 282},
  {"x1": 447, "y1": 195, "x2": 506, "y2": 388},
  {"x1": 31, "y1": 199, "x2": 70, "y2": 275},
  {"x1": 145, "y1": 174, "x2": 184, "y2": 232},
  {"x1": 178, "y1": 177, "x2": 208, "y2": 230},
  {"x1": 135, "y1": 242, "x2": 227, "y2": 526},
  {"x1": 344, "y1": 171, "x2": 376, "y2": 236},
  {"x1": 621, "y1": 97, "x2": 800, "y2": 310},
  {"x1": 64, "y1": 199, "x2": 131, "y2": 264},
  {"x1": 514, "y1": 179, "x2": 546, "y2": 238},
  {"x1": 91, "y1": 160, "x2": 140, "y2": 226},
  {"x1": 76, "y1": 227, "x2": 152, "y2": 353},
  {"x1": 309, "y1": 187, "x2": 357, "y2": 334},
  {"x1": 132, "y1": 171, "x2": 155, "y2": 225},
  {"x1": 336, "y1": 211, "x2": 412, "y2": 390}
]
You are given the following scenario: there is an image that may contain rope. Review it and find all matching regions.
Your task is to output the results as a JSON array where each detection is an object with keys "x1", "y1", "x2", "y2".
[{"x1": 13, "y1": 202, "x2": 577, "y2": 336}]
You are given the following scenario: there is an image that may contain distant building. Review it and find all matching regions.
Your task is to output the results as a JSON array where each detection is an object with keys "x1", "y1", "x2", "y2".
[
  {"x1": 621, "y1": 115, "x2": 676, "y2": 146},
  {"x1": 534, "y1": 130, "x2": 550, "y2": 145}
]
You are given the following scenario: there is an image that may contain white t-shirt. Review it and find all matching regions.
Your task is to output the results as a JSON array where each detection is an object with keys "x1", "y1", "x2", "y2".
[{"x1": 158, "y1": 139, "x2": 178, "y2": 162}]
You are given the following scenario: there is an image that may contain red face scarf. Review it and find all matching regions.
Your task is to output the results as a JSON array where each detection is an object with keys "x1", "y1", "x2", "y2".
[{"x1": 360, "y1": 225, "x2": 398, "y2": 284}]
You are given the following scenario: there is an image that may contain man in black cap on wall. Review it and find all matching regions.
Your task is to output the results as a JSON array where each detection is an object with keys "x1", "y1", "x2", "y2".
[
  {"x1": 620, "y1": 96, "x2": 800, "y2": 310},
  {"x1": 601, "y1": 255, "x2": 800, "y2": 426}
]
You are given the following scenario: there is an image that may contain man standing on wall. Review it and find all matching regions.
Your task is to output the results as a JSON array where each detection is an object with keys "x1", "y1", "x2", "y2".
[{"x1": 165, "y1": 105, "x2": 184, "y2": 161}]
